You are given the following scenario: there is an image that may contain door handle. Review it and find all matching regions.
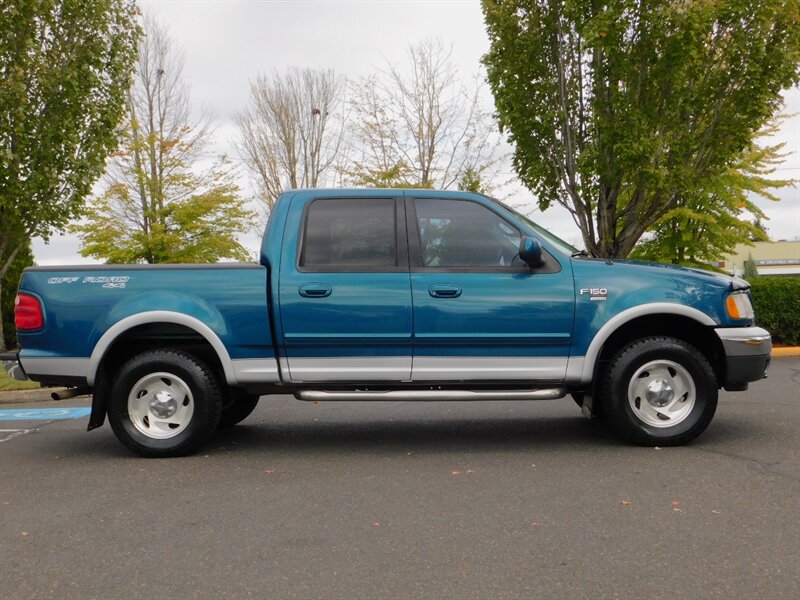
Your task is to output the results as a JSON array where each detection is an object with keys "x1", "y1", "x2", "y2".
[
  {"x1": 299, "y1": 283, "x2": 332, "y2": 298},
  {"x1": 429, "y1": 284, "x2": 462, "y2": 298}
]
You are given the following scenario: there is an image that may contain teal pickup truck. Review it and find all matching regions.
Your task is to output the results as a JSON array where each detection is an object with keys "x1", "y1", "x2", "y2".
[{"x1": 4, "y1": 189, "x2": 772, "y2": 457}]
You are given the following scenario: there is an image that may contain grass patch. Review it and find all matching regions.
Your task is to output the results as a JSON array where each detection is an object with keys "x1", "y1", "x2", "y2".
[{"x1": 0, "y1": 368, "x2": 40, "y2": 391}]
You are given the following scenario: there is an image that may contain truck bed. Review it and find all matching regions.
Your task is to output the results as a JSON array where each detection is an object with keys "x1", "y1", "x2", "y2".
[{"x1": 16, "y1": 263, "x2": 278, "y2": 387}]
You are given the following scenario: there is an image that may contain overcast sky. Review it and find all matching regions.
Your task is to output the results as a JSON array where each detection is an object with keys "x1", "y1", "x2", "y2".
[{"x1": 33, "y1": 0, "x2": 800, "y2": 264}]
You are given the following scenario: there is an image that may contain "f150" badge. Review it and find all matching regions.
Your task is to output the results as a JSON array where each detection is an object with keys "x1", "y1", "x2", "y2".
[{"x1": 580, "y1": 288, "x2": 608, "y2": 301}]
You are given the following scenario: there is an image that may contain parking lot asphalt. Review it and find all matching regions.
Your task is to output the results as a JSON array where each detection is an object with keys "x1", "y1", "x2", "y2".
[{"x1": 1, "y1": 357, "x2": 798, "y2": 600}]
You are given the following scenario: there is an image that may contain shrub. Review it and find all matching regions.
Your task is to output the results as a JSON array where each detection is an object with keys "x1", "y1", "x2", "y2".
[
  {"x1": 743, "y1": 253, "x2": 759, "y2": 281},
  {"x1": 749, "y1": 277, "x2": 800, "y2": 346}
]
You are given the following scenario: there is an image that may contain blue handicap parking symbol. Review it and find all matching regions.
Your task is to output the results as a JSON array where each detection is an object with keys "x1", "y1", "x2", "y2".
[{"x1": 0, "y1": 407, "x2": 92, "y2": 421}]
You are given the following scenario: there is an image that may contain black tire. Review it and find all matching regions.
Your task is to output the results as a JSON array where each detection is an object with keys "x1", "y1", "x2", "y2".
[
  {"x1": 218, "y1": 390, "x2": 260, "y2": 428},
  {"x1": 107, "y1": 349, "x2": 223, "y2": 458},
  {"x1": 602, "y1": 337, "x2": 718, "y2": 446}
]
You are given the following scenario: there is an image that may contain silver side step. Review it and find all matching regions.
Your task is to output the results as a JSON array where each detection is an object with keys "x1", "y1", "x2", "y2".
[{"x1": 295, "y1": 388, "x2": 567, "y2": 402}]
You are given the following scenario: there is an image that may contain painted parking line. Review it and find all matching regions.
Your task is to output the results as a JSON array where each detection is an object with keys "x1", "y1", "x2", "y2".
[
  {"x1": 0, "y1": 428, "x2": 37, "y2": 443},
  {"x1": 0, "y1": 407, "x2": 91, "y2": 421}
]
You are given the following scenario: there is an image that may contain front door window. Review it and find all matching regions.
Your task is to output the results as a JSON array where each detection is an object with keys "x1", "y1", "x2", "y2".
[{"x1": 414, "y1": 198, "x2": 523, "y2": 268}]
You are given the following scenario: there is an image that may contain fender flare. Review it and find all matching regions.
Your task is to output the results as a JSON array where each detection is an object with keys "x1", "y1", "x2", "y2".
[
  {"x1": 87, "y1": 310, "x2": 237, "y2": 386},
  {"x1": 567, "y1": 303, "x2": 717, "y2": 384}
]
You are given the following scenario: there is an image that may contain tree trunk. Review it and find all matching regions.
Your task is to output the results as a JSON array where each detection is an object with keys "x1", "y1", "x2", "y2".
[
  {"x1": 127, "y1": 90, "x2": 150, "y2": 237},
  {"x1": 0, "y1": 275, "x2": 5, "y2": 352},
  {"x1": 0, "y1": 240, "x2": 23, "y2": 352}
]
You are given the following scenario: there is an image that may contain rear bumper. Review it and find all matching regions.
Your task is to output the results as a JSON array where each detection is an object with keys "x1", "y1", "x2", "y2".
[
  {"x1": 1, "y1": 352, "x2": 28, "y2": 381},
  {"x1": 715, "y1": 327, "x2": 772, "y2": 391}
]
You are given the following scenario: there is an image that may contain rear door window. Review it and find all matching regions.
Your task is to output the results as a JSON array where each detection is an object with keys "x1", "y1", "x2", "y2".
[{"x1": 300, "y1": 198, "x2": 398, "y2": 270}]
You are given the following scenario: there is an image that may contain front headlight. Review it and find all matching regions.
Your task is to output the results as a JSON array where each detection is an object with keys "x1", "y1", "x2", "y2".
[{"x1": 725, "y1": 292, "x2": 754, "y2": 320}]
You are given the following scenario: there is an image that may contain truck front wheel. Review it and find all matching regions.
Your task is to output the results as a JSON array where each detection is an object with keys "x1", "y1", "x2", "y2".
[
  {"x1": 602, "y1": 337, "x2": 718, "y2": 446},
  {"x1": 108, "y1": 349, "x2": 222, "y2": 457}
]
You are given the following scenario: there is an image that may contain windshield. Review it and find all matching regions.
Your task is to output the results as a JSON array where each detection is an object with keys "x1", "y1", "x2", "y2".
[{"x1": 495, "y1": 200, "x2": 579, "y2": 256}]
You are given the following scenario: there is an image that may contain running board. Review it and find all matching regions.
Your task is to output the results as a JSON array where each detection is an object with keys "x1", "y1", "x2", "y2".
[{"x1": 295, "y1": 388, "x2": 567, "y2": 402}]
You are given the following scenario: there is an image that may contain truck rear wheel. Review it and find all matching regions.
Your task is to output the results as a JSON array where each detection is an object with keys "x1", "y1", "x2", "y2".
[
  {"x1": 108, "y1": 349, "x2": 222, "y2": 457},
  {"x1": 602, "y1": 337, "x2": 718, "y2": 446}
]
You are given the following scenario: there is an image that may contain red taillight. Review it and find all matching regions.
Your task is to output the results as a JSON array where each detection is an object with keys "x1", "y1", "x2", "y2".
[{"x1": 14, "y1": 293, "x2": 44, "y2": 330}]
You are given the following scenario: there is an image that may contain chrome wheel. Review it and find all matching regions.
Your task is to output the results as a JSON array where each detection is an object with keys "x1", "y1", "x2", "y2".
[
  {"x1": 627, "y1": 359, "x2": 696, "y2": 428},
  {"x1": 603, "y1": 337, "x2": 718, "y2": 446},
  {"x1": 109, "y1": 350, "x2": 222, "y2": 457},
  {"x1": 127, "y1": 372, "x2": 194, "y2": 439}
]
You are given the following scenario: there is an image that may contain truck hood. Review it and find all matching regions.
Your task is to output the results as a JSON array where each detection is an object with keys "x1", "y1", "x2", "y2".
[{"x1": 580, "y1": 258, "x2": 749, "y2": 291}]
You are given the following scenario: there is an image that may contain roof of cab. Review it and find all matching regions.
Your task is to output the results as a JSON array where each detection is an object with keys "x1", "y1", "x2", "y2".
[{"x1": 284, "y1": 188, "x2": 486, "y2": 200}]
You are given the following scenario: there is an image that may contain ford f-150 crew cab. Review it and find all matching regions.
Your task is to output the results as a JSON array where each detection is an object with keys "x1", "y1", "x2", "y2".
[{"x1": 4, "y1": 189, "x2": 772, "y2": 457}]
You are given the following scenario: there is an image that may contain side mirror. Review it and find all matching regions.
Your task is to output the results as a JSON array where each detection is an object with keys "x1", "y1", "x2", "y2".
[{"x1": 519, "y1": 236, "x2": 544, "y2": 268}]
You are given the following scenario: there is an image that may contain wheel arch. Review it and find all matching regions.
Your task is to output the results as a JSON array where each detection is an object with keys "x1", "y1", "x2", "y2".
[
  {"x1": 88, "y1": 311, "x2": 236, "y2": 386},
  {"x1": 572, "y1": 304, "x2": 723, "y2": 387}
]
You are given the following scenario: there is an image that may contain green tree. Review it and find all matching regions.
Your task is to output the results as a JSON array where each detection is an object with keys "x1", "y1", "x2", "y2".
[
  {"x1": 749, "y1": 217, "x2": 769, "y2": 244},
  {"x1": 355, "y1": 163, "x2": 413, "y2": 188},
  {"x1": 73, "y1": 17, "x2": 253, "y2": 263},
  {"x1": 348, "y1": 160, "x2": 434, "y2": 189},
  {"x1": 743, "y1": 252, "x2": 759, "y2": 281},
  {"x1": 458, "y1": 166, "x2": 488, "y2": 194},
  {"x1": 632, "y1": 135, "x2": 793, "y2": 267},
  {"x1": 0, "y1": 0, "x2": 139, "y2": 349},
  {"x1": 482, "y1": 0, "x2": 800, "y2": 258}
]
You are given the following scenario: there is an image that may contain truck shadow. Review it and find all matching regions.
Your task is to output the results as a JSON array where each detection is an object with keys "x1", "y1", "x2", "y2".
[
  {"x1": 58, "y1": 407, "x2": 769, "y2": 459},
  {"x1": 210, "y1": 416, "x2": 627, "y2": 455},
  {"x1": 208, "y1": 412, "x2": 769, "y2": 457}
]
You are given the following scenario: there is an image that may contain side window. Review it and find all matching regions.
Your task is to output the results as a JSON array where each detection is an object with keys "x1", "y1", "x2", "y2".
[
  {"x1": 414, "y1": 198, "x2": 521, "y2": 268},
  {"x1": 301, "y1": 198, "x2": 397, "y2": 269}
]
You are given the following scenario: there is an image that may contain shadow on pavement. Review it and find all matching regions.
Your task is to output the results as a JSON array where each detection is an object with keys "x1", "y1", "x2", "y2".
[
  {"x1": 11, "y1": 406, "x2": 768, "y2": 460},
  {"x1": 211, "y1": 416, "x2": 627, "y2": 454}
]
